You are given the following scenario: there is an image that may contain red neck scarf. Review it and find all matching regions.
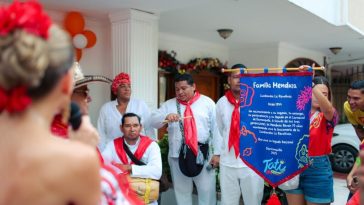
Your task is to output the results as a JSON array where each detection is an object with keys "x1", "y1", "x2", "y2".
[
  {"x1": 225, "y1": 90, "x2": 240, "y2": 157},
  {"x1": 114, "y1": 136, "x2": 153, "y2": 164},
  {"x1": 177, "y1": 91, "x2": 201, "y2": 156}
]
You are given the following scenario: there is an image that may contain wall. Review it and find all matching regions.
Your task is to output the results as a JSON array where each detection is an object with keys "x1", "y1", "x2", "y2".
[
  {"x1": 347, "y1": 0, "x2": 364, "y2": 36},
  {"x1": 159, "y1": 32, "x2": 229, "y2": 64},
  {"x1": 229, "y1": 43, "x2": 279, "y2": 68},
  {"x1": 278, "y1": 42, "x2": 324, "y2": 67},
  {"x1": 229, "y1": 42, "x2": 324, "y2": 70},
  {"x1": 289, "y1": 0, "x2": 345, "y2": 26},
  {"x1": 47, "y1": 9, "x2": 113, "y2": 125}
]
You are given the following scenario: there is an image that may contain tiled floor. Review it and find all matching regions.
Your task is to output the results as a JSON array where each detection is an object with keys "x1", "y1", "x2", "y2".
[
  {"x1": 333, "y1": 172, "x2": 349, "y2": 205},
  {"x1": 161, "y1": 172, "x2": 351, "y2": 205}
]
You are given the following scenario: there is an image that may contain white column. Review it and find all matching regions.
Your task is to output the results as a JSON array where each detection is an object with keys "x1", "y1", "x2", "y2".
[{"x1": 109, "y1": 9, "x2": 159, "y2": 109}]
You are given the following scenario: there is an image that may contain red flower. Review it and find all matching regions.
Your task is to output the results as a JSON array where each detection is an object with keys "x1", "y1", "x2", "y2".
[
  {"x1": 0, "y1": 1, "x2": 51, "y2": 39},
  {"x1": 0, "y1": 86, "x2": 32, "y2": 113},
  {"x1": 0, "y1": 87, "x2": 8, "y2": 112}
]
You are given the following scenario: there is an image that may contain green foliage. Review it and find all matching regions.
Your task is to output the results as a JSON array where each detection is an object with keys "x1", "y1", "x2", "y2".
[{"x1": 158, "y1": 134, "x2": 172, "y2": 181}]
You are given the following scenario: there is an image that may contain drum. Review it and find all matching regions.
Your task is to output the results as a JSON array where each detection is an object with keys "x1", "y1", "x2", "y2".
[{"x1": 130, "y1": 177, "x2": 159, "y2": 204}]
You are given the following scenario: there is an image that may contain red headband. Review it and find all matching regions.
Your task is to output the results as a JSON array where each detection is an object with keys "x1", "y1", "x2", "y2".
[{"x1": 111, "y1": 72, "x2": 131, "y2": 95}]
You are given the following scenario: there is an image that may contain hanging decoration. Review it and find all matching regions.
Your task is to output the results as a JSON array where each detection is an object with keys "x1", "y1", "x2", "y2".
[
  {"x1": 63, "y1": 11, "x2": 97, "y2": 61},
  {"x1": 158, "y1": 50, "x2": 227, "y2": 75}
]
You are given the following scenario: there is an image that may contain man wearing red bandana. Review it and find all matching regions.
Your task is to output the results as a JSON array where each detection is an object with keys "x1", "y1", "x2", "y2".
[
  {"x1": 98, "y1": 72, "x2": 155, "y2": 151},
  {"x1": 216, "y1": 64, "x2": 264, "y2": 205},
  {"x1": 150, "y1": 73, "x2": 221, "y2": 205},
  {"x1": 102, "y1": 113, "x2": 162, "y2": 205},
  {"x1": 344, "y1": 80, "x2": 364, "y2": 141}
]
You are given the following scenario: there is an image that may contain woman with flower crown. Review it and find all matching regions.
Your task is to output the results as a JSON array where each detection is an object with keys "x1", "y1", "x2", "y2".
[{"x1": 0, "y1": 1, "x2": 101, "y2": 205}]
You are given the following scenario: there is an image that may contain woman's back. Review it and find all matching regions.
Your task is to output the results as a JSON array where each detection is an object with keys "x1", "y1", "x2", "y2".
[
  {"x1": 0, "y1": 113, "x2": 100, "y2": 205},
  {"x1": 0, "y1": 2, "x2": 101, "y2": 204}
]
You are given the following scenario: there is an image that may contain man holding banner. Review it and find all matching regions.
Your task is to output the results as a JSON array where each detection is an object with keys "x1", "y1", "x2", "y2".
[{"x1": 216, "y1": 64, "x2": 264, "y2": 205}]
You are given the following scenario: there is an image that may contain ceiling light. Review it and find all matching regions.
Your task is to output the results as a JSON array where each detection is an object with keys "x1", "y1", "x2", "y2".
[
  {"x1": 217, "y1": 29, "x2": 233, "y2": 39},
  {"x1": 329, "y1": 47, "x2": 342, "y2": 55}
]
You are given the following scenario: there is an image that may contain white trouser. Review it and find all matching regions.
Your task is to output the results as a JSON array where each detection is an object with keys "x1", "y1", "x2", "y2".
[
  {"x1": 220, "y1": 165, "x2": 264, "y2": 205},
  {"x1": 168, "y1": 157, "x2": 216, "y2": 205}
]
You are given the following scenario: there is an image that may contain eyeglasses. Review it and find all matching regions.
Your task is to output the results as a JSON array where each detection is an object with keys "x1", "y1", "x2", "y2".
[{"x1": 73, "y1": 89, "x2": 89, "y2": 98}]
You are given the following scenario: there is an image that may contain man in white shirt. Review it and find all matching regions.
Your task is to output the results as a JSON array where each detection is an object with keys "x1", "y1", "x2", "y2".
[
  {"x1": 102, "y1": 112, "x2": 162, "y2": 205},
  {"x1": 216, "y1": 64, "x2": 264, "y2": 205},
  {"x1": 97, "y1": 72, "x2": 155, "y2": 151},
  {"x1": 150, "y1": 73, "x2": 221, "y2": 205}
]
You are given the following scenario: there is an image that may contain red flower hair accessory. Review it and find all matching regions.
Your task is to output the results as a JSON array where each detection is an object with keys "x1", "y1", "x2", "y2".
[
  {"x1": 0, "y1": 86, "x2": 32, "y2": 113},
  {"x1": 0, "y1": 1, "x2": 52, "y2": 39},
  {"x1": 111, "y1": 72, "x2": 131, "y2": 95}
]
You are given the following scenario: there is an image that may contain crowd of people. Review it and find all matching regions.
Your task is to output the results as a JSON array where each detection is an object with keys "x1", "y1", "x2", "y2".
[{"x1": 1, "y1": 1, "x2": 364, "y2": 205}]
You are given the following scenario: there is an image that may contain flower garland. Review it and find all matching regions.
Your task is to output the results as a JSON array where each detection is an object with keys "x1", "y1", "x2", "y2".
[
  {"x1": 158, "y1": 50, "x2": 179, "y2": 73},
  {"x1": 0, "y1": 1, "x2": 51, "y2": 39},
  {"x1": 158, "y1": 50, "x2": 226, "y2": 74},
  {"x1": 179, "y1": 57, "x2": 225, "y2": 74}
]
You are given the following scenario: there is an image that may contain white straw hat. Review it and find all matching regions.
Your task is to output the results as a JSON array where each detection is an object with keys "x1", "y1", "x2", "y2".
[{"x1": 72, "y1": 62, "x2": 112, "y2": 88}]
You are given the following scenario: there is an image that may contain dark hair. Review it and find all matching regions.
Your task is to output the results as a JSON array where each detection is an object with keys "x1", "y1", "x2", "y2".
[
  {"x1": 121, "y1": 112, "x2": 141, "y2": 125},
  {"x1": 228, "y1": 63, "x2": 246, "y2": 76},
  {"x1": 174, "y1": 73, "x2": 194, "y2": 86},
  {"x1": 313, "y1": 76, "x2": 332, "y2": 101},
  {"x1": 350, "y1": 80, "x2": 364, "y2": 94},
  {"x1": 231, "y1": 64, "x2": 246, "y2": 69}
]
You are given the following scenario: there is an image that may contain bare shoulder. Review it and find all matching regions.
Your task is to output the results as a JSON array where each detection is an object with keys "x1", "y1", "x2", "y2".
[
  {"x1": 0, "y1": 138, "x2": 101, "y2": 205},
  {"x1": 45, "y1": 138, "x2": 100, "y2": 172},
  {"x1": 40, "y1": 139, "x2": 101, "y2": 204}
]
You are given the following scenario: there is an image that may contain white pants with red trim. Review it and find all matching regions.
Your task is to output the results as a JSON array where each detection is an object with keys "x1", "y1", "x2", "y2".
[
  {"x1": 168, "y1": 157, "x2": 216, "y2": 205},
  {"x1": 220, "y1": 165, "x2": 264, "y2": 205}
]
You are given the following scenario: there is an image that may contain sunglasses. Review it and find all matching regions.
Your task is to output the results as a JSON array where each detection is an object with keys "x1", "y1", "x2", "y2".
[{"x1": 73, "y1": 89, "x2": 90, "y2": 98}]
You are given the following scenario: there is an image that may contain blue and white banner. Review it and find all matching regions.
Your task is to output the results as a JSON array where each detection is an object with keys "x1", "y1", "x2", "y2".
[{"x1": 239, "y1": 72, "x2": 312, "y2": 187}]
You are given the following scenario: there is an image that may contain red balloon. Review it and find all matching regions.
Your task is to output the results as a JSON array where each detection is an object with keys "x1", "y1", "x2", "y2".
[
  {"x1": 75, "y1": 48, "x2": 82, "y2": 61},
  {"x1": 64, "y1": 12, "x2": 85, "y2": 36},
  {"x1": 82, "y1": 30, "x2": 97, "y2": 48}
]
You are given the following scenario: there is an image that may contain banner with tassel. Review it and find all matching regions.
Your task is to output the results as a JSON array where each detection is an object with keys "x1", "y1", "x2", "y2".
[{"x1": 238, "y1": 68, "x2": 311, "y2": 187}]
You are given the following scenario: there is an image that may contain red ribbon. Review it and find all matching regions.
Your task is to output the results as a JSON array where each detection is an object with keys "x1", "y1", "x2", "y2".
[
  {"x1": 225, "y1": 90, "x2": 240, "y2": 157},
  {"x1": 177, "y1": 92, "x2": 201, "y2": 156},
  {"x1": 0, "y1": 86, "x2": 32, "y2": 113}
]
